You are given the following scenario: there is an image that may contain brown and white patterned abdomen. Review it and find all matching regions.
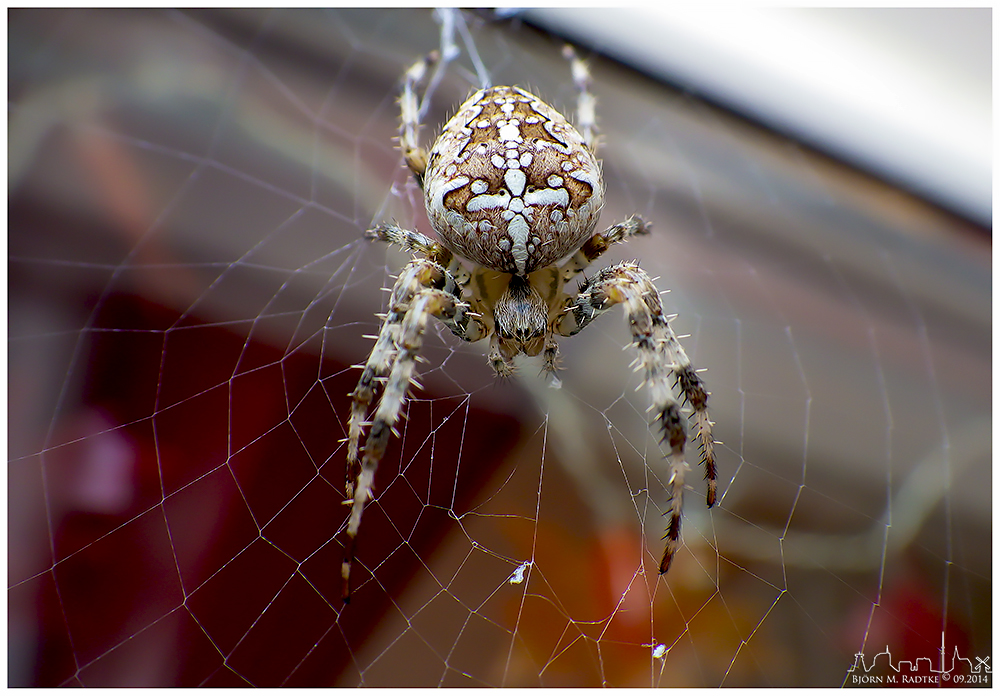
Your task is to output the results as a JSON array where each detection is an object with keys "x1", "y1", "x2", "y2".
[{"x1": 423, "y1": 86, "x2": 605, "y2": 275}]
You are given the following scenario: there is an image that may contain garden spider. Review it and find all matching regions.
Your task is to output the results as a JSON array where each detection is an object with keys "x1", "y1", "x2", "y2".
[{"x1": 342, "y1": 48, "x2": 715, "y2": 602}]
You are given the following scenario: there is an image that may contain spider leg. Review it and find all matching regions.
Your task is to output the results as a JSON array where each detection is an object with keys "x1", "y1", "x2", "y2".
[
  {"x1": 348, "y1": 243, "x2": 481, "y2": 487},
  {"x1": 343, "y1": 286, "x2": 466, "y2": 603},
  {"x1": 541, "y1": 333, "x2": 561, "y2": 376},
  {"x1": 556, "y1": 261, "x2": 715, "y2": 574},
  {"x1": 345, "y1": 222, "x2": 486, "y2": 602},
  {"x1": 562, "y1": 45, "x2": 597, "y2": 149},
  {"x1": 559, "y1": 215, "x2": 652, "y2": 282},
  {"x1": 367, "y1": 223, "x2": 439, "y2": 257},
  {"x1": 487, "y1": 332, "x2": 517, "y2": 378},
  {"x1": 399, "y1": 51, "x2": 439, "y2": 186},
  {"x1": 346, "y1": 259, "x2": 429, "y2": 491},
  {"x1": 368, "y1": 222, "x2": 473, "y2": 289}
]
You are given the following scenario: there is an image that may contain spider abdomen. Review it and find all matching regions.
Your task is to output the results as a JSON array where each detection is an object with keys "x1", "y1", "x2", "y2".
[{"x1": 424, "y1": 86, "x2": 605, "y2": 275}]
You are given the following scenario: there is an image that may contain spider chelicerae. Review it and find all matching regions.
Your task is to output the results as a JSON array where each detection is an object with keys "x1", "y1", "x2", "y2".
[{"x1": 342, "y1": 48, "x2": 715, "y2": 602}]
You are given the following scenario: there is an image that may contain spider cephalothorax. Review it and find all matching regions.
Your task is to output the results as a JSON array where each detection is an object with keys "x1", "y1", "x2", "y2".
[{"x1": 342, "y1": 49, "x2": 716, "y2": 602}]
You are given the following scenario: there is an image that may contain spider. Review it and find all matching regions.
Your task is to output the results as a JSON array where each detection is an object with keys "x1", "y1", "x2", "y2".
[{"x1": 341, "y1": 48, "x2": 715, "y2": 603}]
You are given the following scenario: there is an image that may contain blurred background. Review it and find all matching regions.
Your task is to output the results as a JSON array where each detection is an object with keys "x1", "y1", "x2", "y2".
[{"x1": 8, "y1": 8, "x2": 991, "y2": 687}]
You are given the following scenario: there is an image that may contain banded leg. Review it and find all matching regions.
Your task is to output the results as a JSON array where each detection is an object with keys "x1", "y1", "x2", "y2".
[
  {"x1": 562, "y1": 45, "x2": 597, "y2": 148},
  {"x1": 343, "y1": 288, "x2": 464, "y2": 602},
  {"x1": 346, "y1": 259, "x2": 433, "y2": 494},
  {"x1": 365, "y1": 223, "x2": 483, "y2": 341},
  {"x1": 558, "y1": 215, "x2": 652, "y2": 283},
  {"x1": 367, "y1": 222, "x2": 473, "y2": 290},
  {"x1": 348, "y1": 252, "x2": 480, "y2": 490},
  {"x1": 556, "y1": 261, "x2": 716, "y2": 574},
  {"x1": 399, "y1": 51, "x2": 440, "y2": 185}
]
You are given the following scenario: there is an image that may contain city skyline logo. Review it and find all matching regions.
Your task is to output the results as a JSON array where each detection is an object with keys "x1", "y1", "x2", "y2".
[{"x1": 847, "y1": 632, "x2": 990, "y2": 686}]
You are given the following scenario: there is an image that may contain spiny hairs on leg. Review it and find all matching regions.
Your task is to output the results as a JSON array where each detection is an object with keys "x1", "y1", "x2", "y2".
[
  {"x1": 365, "y1": 222, "x2": 481, "y2": 337},
  {"x1": 366, "y1": 223, "x2": 441, "y2": 259},
  {"x1": 347, "y1": 256, "x2": 447, "y2": 475},
  {"x1": 344, "y1": 223, "x2": 481, "y2": 602},
  {"x1": 342, "y1": 287, "x2": 462, "y2": 603},
  {"x1": 399, "y1": 51, "x2": 440, "y2": 185},
  {"x1": 556, "y1": 260, "x2": 716, "y2": 574},
  {"x1": 366, "y1": 222, "x2": 471, "y2": 288},
  {"x1": 559, "y1": 215, "x2": 651, "y2": 282},
  {"x1": 675, "y1": 363, "x2": 716, "y2": 506}
]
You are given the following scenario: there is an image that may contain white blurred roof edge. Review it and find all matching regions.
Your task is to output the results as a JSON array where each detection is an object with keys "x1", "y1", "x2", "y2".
[{"x1": 526, "y1": 7, "x2": 992, "y2": 229}]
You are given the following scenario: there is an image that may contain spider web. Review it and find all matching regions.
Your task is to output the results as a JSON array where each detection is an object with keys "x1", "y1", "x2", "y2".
[{"x1": 8, "y1": 8, "x2": 991, "y2": 687}]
